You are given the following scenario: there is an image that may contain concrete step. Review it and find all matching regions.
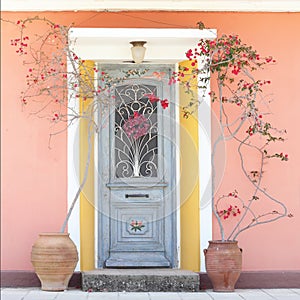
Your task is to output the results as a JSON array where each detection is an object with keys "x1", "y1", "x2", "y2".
[{"x1": 82, "y1": 269, "x2": 200, "y2": 292}]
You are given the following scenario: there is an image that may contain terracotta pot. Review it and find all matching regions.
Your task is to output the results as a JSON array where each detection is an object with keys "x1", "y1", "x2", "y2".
[
  {"x1": 204, "y1": 240, "x2": 242, "y2": 292},
  {"x1": 31, "y1": 233, "x2": 78, "y2": 291}
]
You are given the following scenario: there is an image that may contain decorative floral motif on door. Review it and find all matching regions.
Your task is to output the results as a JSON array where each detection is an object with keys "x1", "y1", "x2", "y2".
[{"x1": 130, "y1": 220, "x2": 145, "y2": 232}]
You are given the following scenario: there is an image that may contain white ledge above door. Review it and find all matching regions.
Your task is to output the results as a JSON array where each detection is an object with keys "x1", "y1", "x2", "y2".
[{"x1": 69, "y1": 28, "x2": 217, "y2": 63}]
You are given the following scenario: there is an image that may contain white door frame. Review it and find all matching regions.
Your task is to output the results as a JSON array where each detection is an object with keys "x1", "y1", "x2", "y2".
[{"x1": 68, "y1": 28, "x2": 216, "y2": 271}]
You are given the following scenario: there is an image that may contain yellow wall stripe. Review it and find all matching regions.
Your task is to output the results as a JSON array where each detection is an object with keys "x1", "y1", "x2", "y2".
[
  {"x1": 179, "y1": 60, "x2": 200, "y2": 271},
  {"x1": 79, "y1": 60, "x2": 95, "y2": 271}
]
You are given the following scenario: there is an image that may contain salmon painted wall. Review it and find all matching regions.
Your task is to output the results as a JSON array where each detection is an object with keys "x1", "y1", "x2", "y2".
[{"x1": 1, "y1": 11, "x2": 300, "y2": 271}]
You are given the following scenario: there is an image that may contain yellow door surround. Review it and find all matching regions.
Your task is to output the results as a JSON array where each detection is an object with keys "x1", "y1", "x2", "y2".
[{"x1": 79, "y1": 60, "x2": 200, "y2": 271}]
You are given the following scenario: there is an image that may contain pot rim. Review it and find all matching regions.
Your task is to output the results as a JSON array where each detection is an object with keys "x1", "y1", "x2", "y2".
[
  {"x1": 38, "y1": 232, "x2": 70, "y2": 236},
  {"x1": 208, "y1": 239, "x2": 238, "y2": 244}
]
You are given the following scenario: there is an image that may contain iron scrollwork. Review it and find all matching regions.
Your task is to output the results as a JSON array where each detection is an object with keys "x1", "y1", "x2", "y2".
[{"x1": 114, "y1": 84, "x2": 158, "y2": 178}]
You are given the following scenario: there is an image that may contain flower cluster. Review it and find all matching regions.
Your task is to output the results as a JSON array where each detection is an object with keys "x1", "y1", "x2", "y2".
[
  {"x1": 218, "y1": 205, "x2": 241, "y2": 220},
  {"x1": 216, "y1": 190, "x2": 241, "y2": 220},
  {"x1": 216, "y1": 191, "x2": 242, "y2": 220},
  {"x1": 185, "y1": 34, "x2": 276, "y2": 75},
  {"x1": 122, "y1": 112, "x2": 150, "y2": 140},
  {"x1": 144, "y1": 93, "x2": 169, "y2": 109},
  {"x1": 172, "y1": 34, "x2": 289, "y2": 165},
  {"x1": 10, "y1": 36, "x2": 29, "y2": 55}
]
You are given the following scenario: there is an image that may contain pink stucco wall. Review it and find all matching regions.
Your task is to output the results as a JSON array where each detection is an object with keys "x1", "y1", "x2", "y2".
[{"x1": 1, "y1": 11, "x2": 300, "y2": 271}]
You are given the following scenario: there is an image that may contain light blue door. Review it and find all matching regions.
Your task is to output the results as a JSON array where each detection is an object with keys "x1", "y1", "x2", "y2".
[{"x1": 98, "y1": 65, "x2": 177, "y2": 268}]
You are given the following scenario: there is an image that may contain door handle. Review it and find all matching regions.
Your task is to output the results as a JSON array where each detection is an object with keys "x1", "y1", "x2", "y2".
[{"x1": 125, "y1": 194, "x2": 149, "y2": 198}]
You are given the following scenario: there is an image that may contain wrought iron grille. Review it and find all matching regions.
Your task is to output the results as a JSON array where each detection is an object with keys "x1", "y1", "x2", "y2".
[{"x1": 114, "y1": 84, "x2": 158, "y2": 178}]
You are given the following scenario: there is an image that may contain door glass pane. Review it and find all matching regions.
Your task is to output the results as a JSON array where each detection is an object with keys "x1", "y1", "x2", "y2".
[{"x1": 114, "y1": 83, "x2": 158, "y2": 178}]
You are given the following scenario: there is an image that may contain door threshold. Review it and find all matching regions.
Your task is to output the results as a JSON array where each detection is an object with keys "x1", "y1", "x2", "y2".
[{"x1": 82, "y1": 269, "x2": 200, "y2": 292}]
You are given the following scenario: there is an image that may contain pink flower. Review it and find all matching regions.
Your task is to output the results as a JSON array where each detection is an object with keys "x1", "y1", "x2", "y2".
[
  {"x1": 168, "y1": 77, "x2": 176, "y2": 85},
  {"x1": 144, "y1": 93, "x2": 159, "y2": 103},
  {"x1": 122, "y1": 112, "x2": 150, "y2": 140}
]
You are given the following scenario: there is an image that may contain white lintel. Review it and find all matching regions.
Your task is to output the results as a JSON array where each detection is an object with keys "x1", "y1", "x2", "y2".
[{"x1": 69, "y1": 28, "x2": 217, "y2": 63}]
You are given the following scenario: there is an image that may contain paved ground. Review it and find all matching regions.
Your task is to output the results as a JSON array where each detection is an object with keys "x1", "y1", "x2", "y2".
[{"x1": 1, "y1": 288, "x2": 300, "y2": 300}]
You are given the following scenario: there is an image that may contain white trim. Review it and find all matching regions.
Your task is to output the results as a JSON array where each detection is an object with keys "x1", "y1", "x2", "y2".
[
  {"x1": 93, "y1": 80, "x2": 99, "y2": 270},
  {"x1": 68, "y1": 27, "x2": 216, "y2": 270},
  {"x1": 2, "y1": 0, "x2": 300, "y2": 12},
  {"x1": 67, "y1": 59, "x2": 81, "y2": 271},
  {"x1": 198, "y1": 62, "x2": 213, "y2": 272},
  {"x1": 175, "y1": 63, "x2": 181, "y2": 268}
]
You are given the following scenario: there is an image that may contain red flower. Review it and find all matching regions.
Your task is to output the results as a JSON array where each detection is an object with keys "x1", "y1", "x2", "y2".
[
  {"x1": 186, "y1": 49, "x2": 193, "y2": 59},
  {"x1": 232, "y1": 67, "x2": 241, "y2": 75},
  {"x1": 266, "y1": 56, "x2": 273, "y2": 63},
  {"x1": 160, "y1": 99, "x2": 169, "y2": 109}
]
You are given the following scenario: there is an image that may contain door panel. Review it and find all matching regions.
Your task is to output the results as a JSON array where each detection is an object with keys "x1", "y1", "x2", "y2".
[
  {"x1": 107, "y1": 189, "x2": 169, "y2": 267},
  {"x1": 98, "y1": 65, "x2": 177, "y2": 268}
]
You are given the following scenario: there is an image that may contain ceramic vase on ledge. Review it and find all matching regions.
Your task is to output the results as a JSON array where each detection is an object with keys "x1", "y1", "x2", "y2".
[
  {"x1": 204, "y1": 240, "x2": 242, "y2": 292},
  {"x1": 31, "y1": 232, "x2": 78, "y2": 291}
]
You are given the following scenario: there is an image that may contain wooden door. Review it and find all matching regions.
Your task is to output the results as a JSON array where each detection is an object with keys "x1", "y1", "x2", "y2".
[{"x1": 98, "y1": 65, "x2": 177, "y2": 268}]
